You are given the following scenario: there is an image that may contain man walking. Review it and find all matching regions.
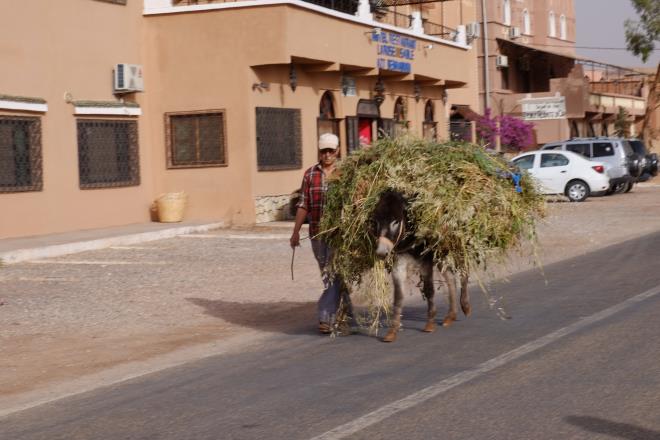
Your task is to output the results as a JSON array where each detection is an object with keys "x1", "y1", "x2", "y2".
[{"x1": 290, "y1": 133, "x2": 343, "y2": 334}]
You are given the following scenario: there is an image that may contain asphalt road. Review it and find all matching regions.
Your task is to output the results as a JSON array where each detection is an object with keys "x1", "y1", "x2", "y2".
[{"x1": 3, "y1": 231, "x2": 660, "y2": 440}]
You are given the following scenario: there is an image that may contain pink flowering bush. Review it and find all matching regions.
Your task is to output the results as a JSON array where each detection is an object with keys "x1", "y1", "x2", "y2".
[{"x1": 477, "y1": 109, "x2": 535, "y2": 152}]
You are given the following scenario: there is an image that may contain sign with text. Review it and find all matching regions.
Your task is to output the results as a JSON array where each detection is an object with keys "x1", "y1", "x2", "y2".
[
  {"x1": 521, "y1": 96, "x2": 567, "y2": 120},
  {"x1": 372, "y1": 30, "x2": 416, "y2": 73}
]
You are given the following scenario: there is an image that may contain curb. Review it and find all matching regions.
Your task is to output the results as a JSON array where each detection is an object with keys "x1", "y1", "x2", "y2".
[{"x1": 0, "y1": 222, "x2": 225, "y2": 264}]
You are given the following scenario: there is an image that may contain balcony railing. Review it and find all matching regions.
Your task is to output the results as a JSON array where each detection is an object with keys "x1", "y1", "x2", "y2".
[
  {"x1": 170, "y1": 0, "x2": 458, "y2": 43},
  {"x1": 589, "y1": 93, "x2": 645, "y2": 112}
]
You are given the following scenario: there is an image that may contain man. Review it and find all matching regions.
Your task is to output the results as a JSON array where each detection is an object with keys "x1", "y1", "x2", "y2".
[{"x1": 290, "y1": 133, "x2": 343, "y2": 334}]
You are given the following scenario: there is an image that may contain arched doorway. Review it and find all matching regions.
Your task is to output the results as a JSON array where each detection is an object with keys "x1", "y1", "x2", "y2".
[
  {"x1": 423, "y1": 100, "x2": 437, "y2": 141},
  {"x1": 346, "y1": 99, "x2": 380, "y2": 153}
]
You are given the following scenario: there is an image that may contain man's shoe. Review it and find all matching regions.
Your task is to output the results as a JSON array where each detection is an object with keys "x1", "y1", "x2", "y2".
[{"x1": 318, "y1": 322, "x2": 332, "y2": 334}]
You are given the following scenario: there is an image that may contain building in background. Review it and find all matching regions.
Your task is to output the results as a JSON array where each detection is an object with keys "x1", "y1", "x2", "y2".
[
  {"x1": 476, "y1": 0, "x2": 648, "y2": 147},
  {"x1": 0, "y1": 0, "x2": 480, "y2": 239}
]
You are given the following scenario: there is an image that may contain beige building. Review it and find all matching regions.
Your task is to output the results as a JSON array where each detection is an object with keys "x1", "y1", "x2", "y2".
[
  {"x1": 474, "y1": 0, "x2": 647, "y2": 147},
  {"x1": 1, "y1": 0, "x2": 480, "y2": 239}
]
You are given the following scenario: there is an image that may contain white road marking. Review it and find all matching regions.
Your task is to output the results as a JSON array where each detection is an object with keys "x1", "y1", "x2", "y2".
[
  {"x1": 26, "y1": 260, "x2": 168, "y2": 266},
  {"x1": 310, "y1": 283, "x2": 660, "y2": 440},
  {"x1": 180, "y1": 233, "x2": 289, "y2": 240}
]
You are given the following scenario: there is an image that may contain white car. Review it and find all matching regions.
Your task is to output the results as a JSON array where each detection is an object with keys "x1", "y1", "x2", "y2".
[{"x1": 511, "y1": 150, "x2": 610, "y2": 202}]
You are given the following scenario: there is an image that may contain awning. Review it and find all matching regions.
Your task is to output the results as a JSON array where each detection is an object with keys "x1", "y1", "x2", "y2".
[{"x1": 495, "y1": 38, "x2": 644, "y2": 76}]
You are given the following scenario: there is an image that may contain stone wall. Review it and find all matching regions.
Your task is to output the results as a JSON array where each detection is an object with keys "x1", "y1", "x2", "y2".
[{"x1": 255, "y1": 194, "x2": 296, "y2": 223}]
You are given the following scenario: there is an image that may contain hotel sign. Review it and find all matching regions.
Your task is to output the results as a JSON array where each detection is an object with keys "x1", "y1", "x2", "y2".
[
  {"x1": 521, "y1": 95, "x2": 567, "y2": 120},
  {"x1": 372, "y1": 30, "x2": 416, "y2": 73}
]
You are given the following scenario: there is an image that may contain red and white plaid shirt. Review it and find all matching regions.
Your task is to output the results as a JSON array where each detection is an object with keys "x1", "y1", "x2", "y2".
[{"x1": 297, "y1": 163, "x2": 329, "y2": 239}]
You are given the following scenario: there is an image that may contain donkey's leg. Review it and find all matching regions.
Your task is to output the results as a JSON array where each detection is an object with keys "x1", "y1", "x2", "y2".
[
  {"x1": 421, "y1": 259, "x2": 437, "y2": 333},
  {"x1": 442, "y1": 271, "x2": 458, "y2": 327},
  {"x1": 383, "y1": 256, "x2": 407, "y2": 343},
  {"x1": 460, "y1": 274, "x2": 471, "y2": 317}
]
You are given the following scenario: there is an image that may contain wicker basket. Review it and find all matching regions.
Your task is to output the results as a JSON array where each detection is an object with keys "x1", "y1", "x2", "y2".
[{"x1": 156, "y1": 192, "x2": 187, "y2": 223}]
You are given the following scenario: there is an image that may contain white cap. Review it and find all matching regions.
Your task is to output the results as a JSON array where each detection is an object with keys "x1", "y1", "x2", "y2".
[{"x1": 318, "y1": 133, "x2": 339, "y2": 150}]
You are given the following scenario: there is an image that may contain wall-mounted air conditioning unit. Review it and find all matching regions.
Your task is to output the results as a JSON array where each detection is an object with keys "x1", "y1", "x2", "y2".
[
  {"x1": 466, "y1": 22, "x2": 481, "y2": 39},
  {"x1": 114, "y1": 64, "x2": 144, "y2": 93},
  {"x1": 509, "y1": 26, "x2": 521, "y2": 39},
  {"x1": 496, "y1": 55, "x2": 509, "y2": 68}
]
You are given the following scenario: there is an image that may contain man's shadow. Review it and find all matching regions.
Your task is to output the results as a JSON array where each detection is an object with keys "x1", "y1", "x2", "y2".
[{"x1": 187, "y1": 298, "x2": 317, "y2": 335}]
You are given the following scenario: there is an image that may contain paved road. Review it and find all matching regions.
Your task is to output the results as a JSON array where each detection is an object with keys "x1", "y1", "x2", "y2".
[{"x1": 2, "y1": 232, "x2": 660, "y2": 440}]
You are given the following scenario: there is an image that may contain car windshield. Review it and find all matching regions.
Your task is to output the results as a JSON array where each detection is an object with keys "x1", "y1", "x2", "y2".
[{"x1": 629, "y1": 140, "x2": 646, "y2": 156}]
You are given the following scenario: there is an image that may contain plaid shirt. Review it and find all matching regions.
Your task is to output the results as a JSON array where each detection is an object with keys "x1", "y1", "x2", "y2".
[{"x1": 297, "y1": 163, "x2": 329, "y2": 239}]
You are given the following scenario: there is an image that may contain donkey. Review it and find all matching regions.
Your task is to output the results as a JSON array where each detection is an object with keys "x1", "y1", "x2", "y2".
[{"x1": 372, "y1": 190, "x2": 470, "y2": 343}]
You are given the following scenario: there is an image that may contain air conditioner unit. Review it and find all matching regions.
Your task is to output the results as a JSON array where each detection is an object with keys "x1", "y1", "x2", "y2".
[
  {"x1": 509, "y1": 26, "x2": 521, "y2": 39},
  {"x1": 466, "y1": 22, "x2": 481, "y2": 39},
  {"x1": 114, "y1": 64, "x2": 144, "y2": 93},
  {"x1": 496, "y1": 55, "x2": 509, "y2": 68}
]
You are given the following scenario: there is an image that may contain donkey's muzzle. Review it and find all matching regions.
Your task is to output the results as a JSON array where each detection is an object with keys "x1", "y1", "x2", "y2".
[{"x1": 375, "y1": 236, "x2": 395, "y2": 259}]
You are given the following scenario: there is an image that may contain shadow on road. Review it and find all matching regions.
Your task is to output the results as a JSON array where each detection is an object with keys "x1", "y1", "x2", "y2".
[
  {"x1": 186, "y1": 298, "x2": 318, "y2": 335},
  {"x1": 565, "y1": 415, "x2": 660, "y2": 440}
]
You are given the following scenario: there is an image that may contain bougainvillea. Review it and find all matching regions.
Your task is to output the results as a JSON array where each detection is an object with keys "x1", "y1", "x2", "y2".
[{"x1": 477, "y1": 108, "x2": 535, "y2": 152}]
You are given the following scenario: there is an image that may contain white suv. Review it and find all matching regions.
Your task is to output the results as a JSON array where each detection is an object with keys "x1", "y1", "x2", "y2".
[{"x1": 541, "y1": 137, "x2": 641, "y2": 193}]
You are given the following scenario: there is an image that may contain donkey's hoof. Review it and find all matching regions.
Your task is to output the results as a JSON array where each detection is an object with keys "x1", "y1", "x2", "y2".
[
  {"x1": 382, "y1": 330, "x2": 398, "y2": 342},
  {"x1": 442, "y1": 315, "x2": 456, "y2": 327},
  {"x1": 422, "y1": 321, "x2": 436, "y2": 333},
  {"x1": 461, "y1": 303, "x2": 472, "y2": 317}
]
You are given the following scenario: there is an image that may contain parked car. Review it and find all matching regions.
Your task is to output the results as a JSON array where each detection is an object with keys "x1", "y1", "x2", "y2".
[
  {"x1": 541, "y1": 137, "x2": 641, "y2": 193},
  {"x1": 511, "y1": 150, "x2": 610, "y2": 202},
  {"x1": 628, "y1": 138, "x2": 658, "y2": 182}
]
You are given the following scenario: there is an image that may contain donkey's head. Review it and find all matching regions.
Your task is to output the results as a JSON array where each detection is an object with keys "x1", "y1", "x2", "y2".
[{"x1": 372, "y1": 190, "x2": 407, "y2": 259}]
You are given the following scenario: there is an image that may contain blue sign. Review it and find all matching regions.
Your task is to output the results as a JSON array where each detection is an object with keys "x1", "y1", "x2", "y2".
[{"x1": 372, "y1": 30, "x2": 416, "y2": 73}]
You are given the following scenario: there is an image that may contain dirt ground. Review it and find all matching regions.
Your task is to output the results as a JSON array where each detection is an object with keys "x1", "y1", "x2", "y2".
[{"x1": 2, "y1": 182, "x2": 660, "y2": 414}]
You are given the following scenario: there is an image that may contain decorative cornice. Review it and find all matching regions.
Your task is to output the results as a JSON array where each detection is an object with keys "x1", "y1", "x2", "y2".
[
  {"x1": 0, "y1": 94, "x2": 48, "y2": 112},
  {"x1": 73, "y1": 100, "x2": 141, "y2": 116}
]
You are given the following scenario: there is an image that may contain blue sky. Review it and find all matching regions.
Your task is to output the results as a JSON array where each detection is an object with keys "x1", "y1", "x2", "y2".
[{"x1": 575, "y1": 0, "x2": 659, "y2": 68}]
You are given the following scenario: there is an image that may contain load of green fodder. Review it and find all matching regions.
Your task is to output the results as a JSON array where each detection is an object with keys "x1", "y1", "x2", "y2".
[{"x1": 318, "y1": 136, "x2": 546, "y2": 329}]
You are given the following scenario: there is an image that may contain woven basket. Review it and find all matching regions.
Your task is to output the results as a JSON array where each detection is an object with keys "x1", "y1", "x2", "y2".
[{"x1": 156, "y1": 192, "x2": 187, "y2": 223}]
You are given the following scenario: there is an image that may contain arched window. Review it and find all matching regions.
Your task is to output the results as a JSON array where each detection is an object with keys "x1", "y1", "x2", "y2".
[
  {"x1": 319, "y1": 91, "x2": 335, "y2": 119},
  {"x1": 317, "y1": 91, "x2": 339, "y2": 147},
  {"x1": 423, "y1": 100, "x2": 437, "y2": 141},
  {"x1": 393, "y1": 97, "x2": 406, "y2": 123},
  {"x1": 560, "y1": 14, "x2": 567, "y2": 40},
  {"x1": 393, "y1": 97, "x2": 408, "y2": 135},
  {"x1": 503, "y1": 0, "x2": 511, "y2": 25},
  {"x1": 548, "y1": 11, "x2": 556, "y2": 38},
  {"x1": 523, "y1": 9, "x2": 531, "y2": 34}
]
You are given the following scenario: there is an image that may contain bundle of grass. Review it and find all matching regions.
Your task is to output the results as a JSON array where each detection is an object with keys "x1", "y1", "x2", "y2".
[{"x1": 318, "y1": 136, "x2": 545, "y2": 330}]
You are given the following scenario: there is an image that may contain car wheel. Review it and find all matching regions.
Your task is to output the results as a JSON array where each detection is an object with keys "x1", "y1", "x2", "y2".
[
  {"x1": 624, "y1": 181, "x2": 634, "y2": 193},
  {"x1": 565, "y1": 180, "x2": 590, "y2": 202},
  {"x1": 613, "y1": 182, "x2": 628, "y2": 194}
]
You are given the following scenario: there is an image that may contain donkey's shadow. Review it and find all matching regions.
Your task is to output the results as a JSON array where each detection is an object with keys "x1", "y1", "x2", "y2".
[{"x1": 187, "y1": 298, "x2": 318, "y2": 335}]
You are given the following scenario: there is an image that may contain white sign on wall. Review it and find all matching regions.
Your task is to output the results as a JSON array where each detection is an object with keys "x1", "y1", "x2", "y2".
[{"x1": 521, "y1": 95, "x2": 566, "y2": 120}]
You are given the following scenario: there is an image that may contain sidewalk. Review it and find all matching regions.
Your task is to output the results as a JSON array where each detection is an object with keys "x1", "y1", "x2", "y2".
[{"x1": 0, "y1": 221, "x2": 226, "y2": 264}]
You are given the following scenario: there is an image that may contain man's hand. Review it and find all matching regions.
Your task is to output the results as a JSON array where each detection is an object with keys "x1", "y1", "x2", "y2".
[{"x1": 290, "y1": 230, "x2": 300, "y2": 248}]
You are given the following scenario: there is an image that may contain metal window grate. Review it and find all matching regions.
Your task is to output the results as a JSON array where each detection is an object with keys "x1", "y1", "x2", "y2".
[
  {"x1": 77, "y1": 119, "x2": 140, "y2": 189},
  {"x1": 256, "y1": 107, "x2": 302, "y2": 171},
  {"x1": 0, "y1": 116, "x2": 43, "y2": 193},
  {"x1": 166, "y1": 111, "x2": 227, "y2": 168}
]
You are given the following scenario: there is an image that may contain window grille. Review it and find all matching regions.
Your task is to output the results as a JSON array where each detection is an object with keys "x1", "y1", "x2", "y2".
[
  {"x1": 256, "y1": 107, "x2": 302, "y2": 171},
  {"x1": 166, "y1": 111, "x2": 227, "y2": 168},
  {"x1": 0, "y1": 116, "x2": 43, "y2": 193},
  {"x1": 77, "y1": 119, "x2": 140, "y2": 189}
]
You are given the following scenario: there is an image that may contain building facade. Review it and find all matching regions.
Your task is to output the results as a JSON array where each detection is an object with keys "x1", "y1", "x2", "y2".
[
  {"x1": 1, "y1": 0, "x2": 479, "y2": 239},
  {"x1": 476, "y1": 0, "x2": 647, "y2": 147}
]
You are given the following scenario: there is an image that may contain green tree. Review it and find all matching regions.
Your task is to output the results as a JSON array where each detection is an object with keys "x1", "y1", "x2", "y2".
[
  {"x1": 614, "y1": 106, "x2": 631, "y2": 138},
  {"x1": 624, "y1": 0, "x2": 659, "y2": 62}
]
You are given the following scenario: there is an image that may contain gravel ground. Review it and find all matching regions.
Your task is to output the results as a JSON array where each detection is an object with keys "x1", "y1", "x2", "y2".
[{"x1": 1, "y1": 182, "x2": 660, "y2": 411}]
